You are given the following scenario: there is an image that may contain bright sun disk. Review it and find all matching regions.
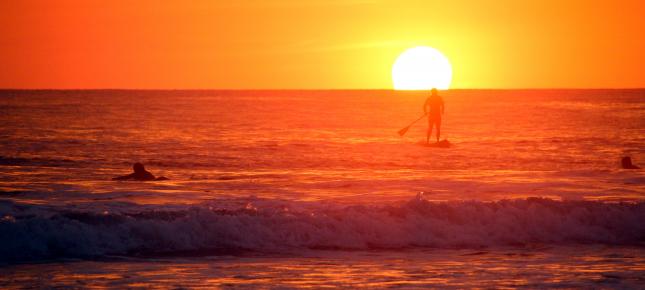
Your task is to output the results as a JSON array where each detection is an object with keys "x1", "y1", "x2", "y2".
[{"x1": 392, "y1": 46, "x2": 452, "y2": 90}]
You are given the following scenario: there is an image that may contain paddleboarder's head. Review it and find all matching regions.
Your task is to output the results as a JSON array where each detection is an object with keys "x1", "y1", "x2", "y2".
[{"x1": 431, "y1": 88, "x2": 438, "y2": 96}]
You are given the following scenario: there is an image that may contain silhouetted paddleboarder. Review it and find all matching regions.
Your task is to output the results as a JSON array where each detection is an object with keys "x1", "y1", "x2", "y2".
[
  {"x1": 423, "y1": 88, "x2": 445, "y2": 144},
  {"x1": 112, "y1": 163, "x2": 168, "y2": 181}
]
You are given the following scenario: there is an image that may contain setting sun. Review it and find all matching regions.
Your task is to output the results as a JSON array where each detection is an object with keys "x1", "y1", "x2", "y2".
[
  {"x1": 392, "y1": 46, "x2": 452, "y2": 90},
  {"x1": 1, "y1": 1, "x2": 644, "y2": 288}
]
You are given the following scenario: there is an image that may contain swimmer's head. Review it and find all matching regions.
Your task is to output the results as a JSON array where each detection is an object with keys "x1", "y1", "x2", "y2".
[
  {"x1": 621, "y1": 157, "x2": 633, "y2": 168},
  {"x1": 431, "y1": 88, "x2": 438, "y2": 96},
  {"x1": 133, "y1": 162, "x2": 145, "y2": 173}
]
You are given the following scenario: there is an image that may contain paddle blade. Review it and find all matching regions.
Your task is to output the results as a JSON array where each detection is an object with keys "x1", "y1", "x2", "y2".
[{"x1": 398, "y1": 126, "x2": 410, "y2": 136}]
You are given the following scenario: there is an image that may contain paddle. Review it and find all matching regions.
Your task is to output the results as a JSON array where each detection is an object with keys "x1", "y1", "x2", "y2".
[{"x1": 398, "y1": 113, "x2": 426, "y2": 136}]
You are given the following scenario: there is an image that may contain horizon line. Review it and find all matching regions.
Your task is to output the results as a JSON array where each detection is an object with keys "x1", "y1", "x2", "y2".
[{"x1": 1, "y1": 87, "x2": 645, "y2": 91}]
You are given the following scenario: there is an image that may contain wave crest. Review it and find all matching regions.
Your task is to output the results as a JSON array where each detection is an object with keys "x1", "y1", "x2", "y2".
[{"x1": 1, "y1": 197, "x2": 643, "y2": 262}]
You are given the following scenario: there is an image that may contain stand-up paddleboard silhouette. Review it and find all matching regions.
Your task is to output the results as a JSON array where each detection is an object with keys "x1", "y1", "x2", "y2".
[
  {"x1": 399, "y1": 114, "x2": 451, "y2": 148},
  {"x1": 417, "y1": 139, "x2": 451, "y2": 148}
]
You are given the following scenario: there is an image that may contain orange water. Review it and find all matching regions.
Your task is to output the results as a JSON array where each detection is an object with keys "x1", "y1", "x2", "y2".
[
  {"x1": 1, "y1": 89, "x2": 643, "y2": 204},
  {"x1": 2, "y1": 247, "x2": 644, "y2": 288},
  {"x1": 1, "y1": 89, "x2": 643, "y2": 287}
]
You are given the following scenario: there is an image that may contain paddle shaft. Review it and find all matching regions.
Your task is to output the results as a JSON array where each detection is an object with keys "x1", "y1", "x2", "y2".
[
  {"x1": 407, "y1": 114, "x2": 426, "y2": 127},
  {"x1": 398, "y1": 113, "x2": 427, "y2": 136}
]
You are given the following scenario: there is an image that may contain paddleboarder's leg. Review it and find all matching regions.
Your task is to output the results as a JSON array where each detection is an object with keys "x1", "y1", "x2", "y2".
[
  {"x1": 427, "y1": 119, "x2": 434, "y2": 144},
  {"x1": 436, "y1": 117, "x2": 442, "y2": 142}
]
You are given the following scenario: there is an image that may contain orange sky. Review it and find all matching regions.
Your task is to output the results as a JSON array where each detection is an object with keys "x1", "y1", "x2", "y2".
[{"x1": 1, "y1": 0, "x2": 644, "y2": 89}]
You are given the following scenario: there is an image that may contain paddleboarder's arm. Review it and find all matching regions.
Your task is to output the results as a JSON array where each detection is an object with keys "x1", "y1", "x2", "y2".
[{"x1": 441, "y1": 97, "x2": 445, "y2": 115}]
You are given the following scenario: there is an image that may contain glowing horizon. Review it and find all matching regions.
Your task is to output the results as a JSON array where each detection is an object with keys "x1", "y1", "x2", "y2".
[{"x1": 1, "y1": 0, "x2": 644, "y2": 89}]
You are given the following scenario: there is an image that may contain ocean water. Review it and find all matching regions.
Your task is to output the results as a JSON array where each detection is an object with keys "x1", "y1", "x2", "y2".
[{"x1": 0, "y1": 89, "x2": 644, "y2": 288}]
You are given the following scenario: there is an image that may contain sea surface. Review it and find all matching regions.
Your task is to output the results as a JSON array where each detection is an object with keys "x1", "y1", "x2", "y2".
[{"x1": 0, "y1": 89, "x2": 644, "y2": 288}]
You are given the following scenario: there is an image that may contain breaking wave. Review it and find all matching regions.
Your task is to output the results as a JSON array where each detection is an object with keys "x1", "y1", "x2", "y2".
[{"x1": 1, "y1": 196, "x2": 643, "y2": 263}]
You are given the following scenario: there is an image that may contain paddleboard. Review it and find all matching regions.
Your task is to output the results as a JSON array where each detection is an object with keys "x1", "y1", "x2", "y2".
[{"x1": 417, "y1": 139, "x2": 451, "y2": 148}]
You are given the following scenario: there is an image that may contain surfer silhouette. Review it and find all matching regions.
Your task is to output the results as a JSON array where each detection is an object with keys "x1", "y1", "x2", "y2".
[
  {"x1": 423, "y1": 88, "x2": 445, "y2": 143},
  {"x1": 112, "y1": 162, "x2": 168, "y2": 181}
]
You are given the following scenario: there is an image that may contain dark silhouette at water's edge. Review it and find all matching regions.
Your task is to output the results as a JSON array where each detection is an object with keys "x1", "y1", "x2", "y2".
[{"x1": 113, "y1": 163, "x2": 168, "y2": 181}]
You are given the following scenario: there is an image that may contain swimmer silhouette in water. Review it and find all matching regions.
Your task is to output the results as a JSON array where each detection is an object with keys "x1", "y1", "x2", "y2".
[
  {"x1": 112, "y1": 163, "x2": 168, "y2": 181},
  {"x1": 423, "y1": 88, "x2": 445, "y2": 144},
  {"x1": 621, "y1": 156, "x2": 640, "y2": 169}
]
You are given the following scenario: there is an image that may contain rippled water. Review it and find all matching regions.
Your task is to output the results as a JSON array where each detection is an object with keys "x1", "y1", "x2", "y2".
[
  {"x1": 0, "y1": 89, "x2": 644, "y2": 287},
  {"x1": 2, "y1": 247, "x2": 644, "y2": 289}
]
